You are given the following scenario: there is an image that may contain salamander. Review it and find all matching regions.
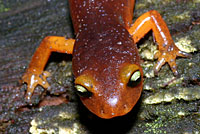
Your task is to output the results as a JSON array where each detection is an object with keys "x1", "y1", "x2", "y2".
[{"x1": 22, "y1": 0, "x2": 189, "y2": 119}]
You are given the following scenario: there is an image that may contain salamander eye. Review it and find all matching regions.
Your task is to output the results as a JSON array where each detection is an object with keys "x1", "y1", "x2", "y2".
[
  {"x1": 74, "y1": 74, "x2": 95, "y2": 98},
  {"x1": 120, "y1": 64, "x2": 143, "y2": 87},
  {"x1": 127, "y1": 70, "x2": 141, "y2": 87},
  {"x1": 75, "y1": 85, "x2": 92, "y2": 98}
]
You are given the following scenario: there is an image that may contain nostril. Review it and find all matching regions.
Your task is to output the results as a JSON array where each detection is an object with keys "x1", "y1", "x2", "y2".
[
  {"x1": 100, "y1": 109, "x2": 104, "y2": 115},
  {"x1": 123, "y1": 104, "x2": 127, "y2": 109},
  {"x1": 123, "y1": 104, "x2": 129, "y2": 112}
]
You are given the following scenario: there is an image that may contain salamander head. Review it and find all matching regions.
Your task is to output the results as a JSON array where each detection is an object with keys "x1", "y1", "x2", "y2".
[
  {"x1": 72, "y1": 25, "x2": 143, "y2": 119},
  {"x1": 74, "y1": 63, "x2": 143, "y2": 119}
]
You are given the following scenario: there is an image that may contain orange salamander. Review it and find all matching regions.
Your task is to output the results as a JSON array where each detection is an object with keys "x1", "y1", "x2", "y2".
[{"x1": 22, "y1": 0, "x2": 189, "y2": 119}]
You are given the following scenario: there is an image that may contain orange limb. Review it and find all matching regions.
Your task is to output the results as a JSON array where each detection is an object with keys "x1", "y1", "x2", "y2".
[
  {"x1": 128, "y1": 10, "x2": 190, "y2": 75},
  {"x1": 22, "y1": 36, "x2": 75, "y2": 100}
]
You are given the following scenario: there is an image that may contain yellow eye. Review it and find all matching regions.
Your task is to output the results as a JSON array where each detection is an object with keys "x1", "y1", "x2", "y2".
[
  {"x1": 74, "y1": 85, "x2": 92, "y2": 97},
  {"x1": 128, "y1": 70, "x2": 141, "y2": 87},
  {"x1": 74, "y1": 74, "x2": 95, "y2": 98},
  {"x1": 120, "y1": 64, "x2": 142, "y2": 87}
]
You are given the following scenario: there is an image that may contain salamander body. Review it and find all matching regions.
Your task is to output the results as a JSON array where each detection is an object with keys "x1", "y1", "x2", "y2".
[{"x1": 22, "y1": 0, "x2": 189, "y2": 119}]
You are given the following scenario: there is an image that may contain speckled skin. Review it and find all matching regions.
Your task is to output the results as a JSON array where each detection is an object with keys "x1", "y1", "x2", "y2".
[{"x1": 69, "y1": 0, "x2": 135, "y2": 32}]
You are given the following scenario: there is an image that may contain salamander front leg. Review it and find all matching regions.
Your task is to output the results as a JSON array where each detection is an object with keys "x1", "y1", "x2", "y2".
[
  {"x1": 21, "y1": 36, "x2": 75, "y2": 101},
  {"x1": 128, "y1": 10, "x2": 191, "y2": 76}
]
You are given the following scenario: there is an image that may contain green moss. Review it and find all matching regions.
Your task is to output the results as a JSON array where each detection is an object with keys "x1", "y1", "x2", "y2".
[
  {"x1": 136, "y1": 101, "x2": 200, "y2": 133},
  {"x1": 172, "y1": 11, "x2": 191, "y2": 22},
  {"x1": 0, "y1": 1, "x2": 10, "y2": 13}
]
